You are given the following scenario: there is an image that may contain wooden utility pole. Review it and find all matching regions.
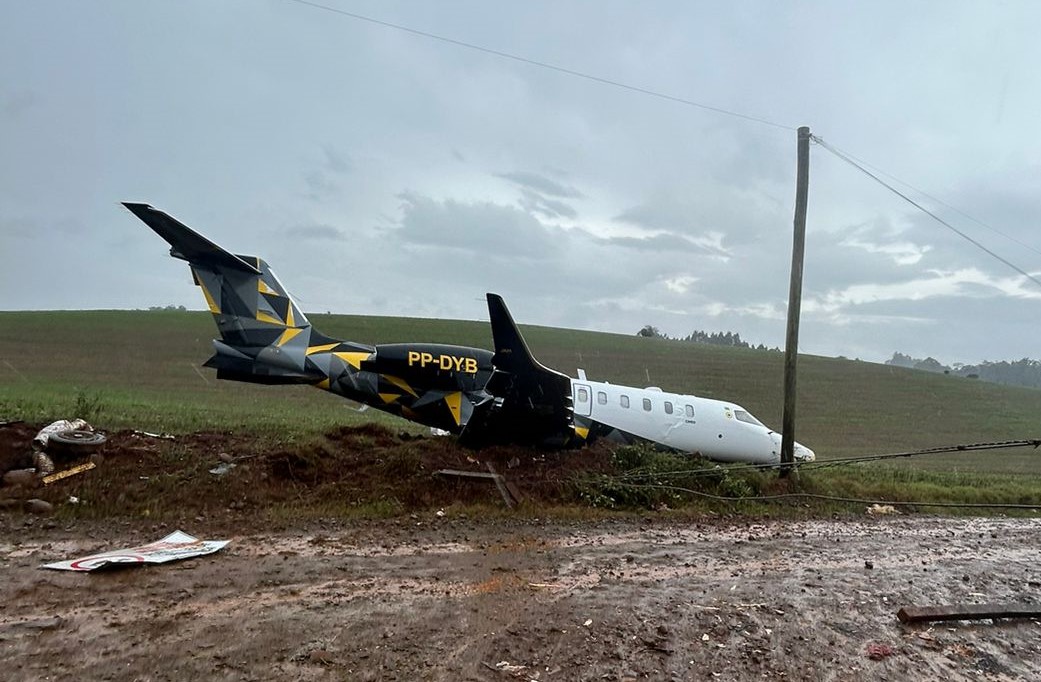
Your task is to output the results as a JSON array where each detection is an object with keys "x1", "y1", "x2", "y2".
[{"x1": 780, "y1": 126, "x2": 811, "y2": 477}]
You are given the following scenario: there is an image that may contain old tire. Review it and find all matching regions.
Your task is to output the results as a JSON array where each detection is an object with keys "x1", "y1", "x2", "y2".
[{"x1": 46, "y1": 430, "x2": 106, "y2": 456}]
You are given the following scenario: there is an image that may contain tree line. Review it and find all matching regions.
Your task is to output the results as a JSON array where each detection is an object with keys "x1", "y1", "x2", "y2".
[
  {"x1": 886, "y1": 352, "x2": 1041, "y2": 390},
  {"x1": 636, "y1": 325, "x2": 780, "y2": 352}
]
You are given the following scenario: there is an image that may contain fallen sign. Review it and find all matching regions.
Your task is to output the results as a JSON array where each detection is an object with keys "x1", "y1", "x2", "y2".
[
  {"x1": 42, "y1": 530, "x2": 229, "y2": 572},
  {"x1": 897, "y1": 603, "x2": 1041, "y2": 624}
]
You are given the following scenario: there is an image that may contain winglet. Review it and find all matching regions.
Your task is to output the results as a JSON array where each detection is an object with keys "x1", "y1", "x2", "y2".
[{"x1": 122, "y1": 202, "x2": 260, "y2": 275}]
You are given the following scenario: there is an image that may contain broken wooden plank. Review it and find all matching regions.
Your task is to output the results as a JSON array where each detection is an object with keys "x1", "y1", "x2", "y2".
[
  {"x1": 897, "y1": 603, "x2": 1041, "y2": 624},
  {"x1": 42, "y1": 461, "x2": 96, "y2": 485}
]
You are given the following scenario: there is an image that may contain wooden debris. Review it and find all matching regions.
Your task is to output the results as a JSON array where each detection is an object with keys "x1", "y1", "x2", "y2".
[
  {"x1": 897, "y1": 603, "x2": 1041, "y2": 624},
  {"x1": 42, "y1": 461, "x2": 96, "y2": 485}
]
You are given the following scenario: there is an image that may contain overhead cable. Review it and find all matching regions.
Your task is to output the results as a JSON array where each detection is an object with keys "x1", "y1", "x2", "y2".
[
  {"x1": 813, "y1": 135, "x2": 1041, "y2": 292},
  {"x1": 285, "y1": 0, "x2": 795, "y2": 131},
  {"x1": 811, "y1": 140, "x2": 1041, "y2": 260}
]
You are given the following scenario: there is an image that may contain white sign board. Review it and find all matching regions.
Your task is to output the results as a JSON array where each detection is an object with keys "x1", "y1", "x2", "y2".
[{"x1": 42, "y1": 530, "x2": 229, "y2": 571}]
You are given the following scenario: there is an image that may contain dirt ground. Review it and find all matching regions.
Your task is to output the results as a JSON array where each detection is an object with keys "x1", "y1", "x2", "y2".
[
  {"x1": 3, "y1": 514, "x2": 1041, "y2": 681},
  {"x1": 3, "y1": 422, "x2": 1041, "y2": 680}
]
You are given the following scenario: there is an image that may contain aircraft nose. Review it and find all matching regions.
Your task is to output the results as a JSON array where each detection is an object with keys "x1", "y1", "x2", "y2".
[{"x1": 794, "y1": 442, "x2": 815, "y2": 462}]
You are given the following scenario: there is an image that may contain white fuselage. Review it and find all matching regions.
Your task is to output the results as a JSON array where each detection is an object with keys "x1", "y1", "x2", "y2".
[{"x1": 571, "y1": 377, "x2": 815, "y2": 465}]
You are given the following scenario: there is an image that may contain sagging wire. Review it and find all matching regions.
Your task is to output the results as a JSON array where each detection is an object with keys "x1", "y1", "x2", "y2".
[
  {"x1": 285, "y1": 0, "x2": 796, "y2": 132},
  {"x1": 812, "y1": 135, "x2": 1041, "y2": 292},
  {"x1": 608, "y1": 439, "x2": 1041, "y2": 483},
  {"x1": 613, "y1": 482, "x2": 1041, "y2": 511}
]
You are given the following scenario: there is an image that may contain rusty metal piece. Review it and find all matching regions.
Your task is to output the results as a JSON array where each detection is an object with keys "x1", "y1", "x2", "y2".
[{"x1": 897, "y1": 604, "x2": 1041, "y2": 624}]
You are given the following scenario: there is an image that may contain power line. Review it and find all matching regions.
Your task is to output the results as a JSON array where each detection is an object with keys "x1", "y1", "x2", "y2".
[
  {"x1": 285, "y1": 0, "x2": 795, "y2": 132},
  {"x1": 616, "y1": 482, "x2": 1041, "y2": 510},
  {"x1": 814, "y1": 140, "x2": 1041, "y2": 260},
  {"x1": 813, "y1": 135, "x2": 1041, "y2": 292},
  {"x1": 610, "y1": 439, "x2": 1041, "y2": 482}
]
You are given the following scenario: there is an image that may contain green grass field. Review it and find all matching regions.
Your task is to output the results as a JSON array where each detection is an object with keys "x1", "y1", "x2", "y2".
[{"x1": 2, "y1": 309, "x2": 1040, "y2": 475}]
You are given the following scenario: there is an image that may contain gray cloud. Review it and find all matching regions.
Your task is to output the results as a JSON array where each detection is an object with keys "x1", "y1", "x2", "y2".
[
  {"x1": 496, "y1": 171, "x2": 583, "y2": 199},
  {"x1": 2, "y1": 1, "x2": 1040, "y2": 365}
]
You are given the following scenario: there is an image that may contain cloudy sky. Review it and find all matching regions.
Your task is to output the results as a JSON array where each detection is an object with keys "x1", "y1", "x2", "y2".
[{"x1": 3, "y1": 1, "x2": 1040, "y2": 365}]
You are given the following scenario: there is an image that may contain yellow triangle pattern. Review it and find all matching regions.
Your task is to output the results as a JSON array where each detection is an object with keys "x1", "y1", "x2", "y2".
[
  {"x1": 379, "y1": 393, "x2": 400, "y2": 404},
  {"x1": 314, "y1": 378, "x2": 330, "y2": 389},
  {"x1": 306, "y1": 342, "x2": 340, "y2": 355},
  {"x1": 198, "y1": 279, "x2": 220, "y2": 314},
  {"x1": 256, "y1": 310, "x2": 283, "y2": 326},
  {"x1": 276, "y1": 327, "x2": 304, "y2": 347},
  {"x1": 333, "y1": 351, "x2": 370, "y2": 369},
  {"x1": 258, "y1": 279, "x2": 278, "y2": 295},
  {"x1": 574, "y1": 426, "x2": 590, "y2": 440},
  {"x1": 445, "y1": 392, "x2": 462, "y2": 426},
  {"x1": 382, "y1": 374, "x2": 418, "y2": 397}
]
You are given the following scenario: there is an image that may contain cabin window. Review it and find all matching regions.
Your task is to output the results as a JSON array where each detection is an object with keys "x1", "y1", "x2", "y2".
[
  {"x1": 597, "y1": 391, "x2": 608, "y2": 405},
  {"x1": 664, "y1": 401, "x2": 673, "y2": 415},
  {"x1": 577, "y1": 387, "x2": 589, "y2": 403},
  {"x1": 642, "y1": 398, "x2": 652, "y2": 411},
  {"x1": 734, "y1": 410, "x2": 764, "y2": 426},
  {"x1": 620, "y1": 395, "x2": 630, "y2": 408},
  {"x1": 685, "y1": 405, "x2": 694, "y2": 418}
]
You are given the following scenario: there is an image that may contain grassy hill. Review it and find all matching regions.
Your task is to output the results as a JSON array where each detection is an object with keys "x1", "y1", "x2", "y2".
[{"x1": 2, "y1": 309, "x2": 1040, "y2": 474}]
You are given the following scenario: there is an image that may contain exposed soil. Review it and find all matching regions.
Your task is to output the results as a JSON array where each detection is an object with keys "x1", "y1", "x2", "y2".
[{"x1": 3, "y1": 423, "x2": 1041, "y2": 680}]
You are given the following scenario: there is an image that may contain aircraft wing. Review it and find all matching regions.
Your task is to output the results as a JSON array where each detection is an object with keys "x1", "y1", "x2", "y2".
[{"x1": 464, "y1": 294, "x2": 574, "y2": 447}]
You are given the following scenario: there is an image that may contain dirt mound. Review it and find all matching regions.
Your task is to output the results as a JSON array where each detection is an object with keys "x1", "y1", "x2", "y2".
[{"x1": 0, "y1": 422, "x2": 618, "y2": 523}]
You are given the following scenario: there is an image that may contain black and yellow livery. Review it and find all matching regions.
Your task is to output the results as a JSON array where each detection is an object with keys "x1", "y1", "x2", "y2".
[{"x1": 123, "y1": 203, "x2": 575, "y2": 447}]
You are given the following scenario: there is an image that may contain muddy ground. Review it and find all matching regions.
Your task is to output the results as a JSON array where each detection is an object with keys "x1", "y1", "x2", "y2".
[
  {"x1": 2, "y1": 422, "x2": 1041, "y2": 680},
  {"x1": 2, "y1": 516, "x2": 1041, "y2": 681}
]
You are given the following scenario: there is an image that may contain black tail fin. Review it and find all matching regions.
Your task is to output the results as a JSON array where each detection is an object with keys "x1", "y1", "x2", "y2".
[
  {"x1": 478, "y1": 294, "x2": 574, "y2": 446},
  {"x1": 124, "y1": 202, "x2": 334, "y2": 383}
]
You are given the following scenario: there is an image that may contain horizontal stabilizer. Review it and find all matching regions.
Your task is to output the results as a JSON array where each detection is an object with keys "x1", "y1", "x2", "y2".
[{"x1": 122, "y1": 202, "x2": 260, "y2": 274}]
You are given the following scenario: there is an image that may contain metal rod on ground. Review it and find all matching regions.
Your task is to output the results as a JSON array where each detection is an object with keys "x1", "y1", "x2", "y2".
[{"x1": 780, "y1": 126, "x2": 812, "y2": 477}]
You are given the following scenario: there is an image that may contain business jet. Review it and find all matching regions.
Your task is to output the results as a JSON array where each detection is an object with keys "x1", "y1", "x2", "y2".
[{"x1": 124, "y1": 203, "x2": 814, "y2": 465}]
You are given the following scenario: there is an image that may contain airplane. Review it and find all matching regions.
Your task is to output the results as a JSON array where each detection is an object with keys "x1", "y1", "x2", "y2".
[{"x1": 123, "y1": 202, "x2": 815, "y2": 465}]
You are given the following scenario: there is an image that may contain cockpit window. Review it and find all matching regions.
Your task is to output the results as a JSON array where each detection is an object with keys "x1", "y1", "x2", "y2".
[{"x1": 734, "y1": 410, "x2": 764, "y2": 427}]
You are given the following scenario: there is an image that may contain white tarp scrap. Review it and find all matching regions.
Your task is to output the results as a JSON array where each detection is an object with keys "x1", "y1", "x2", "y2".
[
  {"x1": 33, "y1": 419, "x2": 89, "y2": 447},
  {"x1": 41, "y1": 530, "x2": 229, "y2": 571}
]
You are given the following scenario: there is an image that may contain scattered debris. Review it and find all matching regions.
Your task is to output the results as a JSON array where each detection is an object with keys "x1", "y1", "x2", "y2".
[
  {"x1": 132, "y1": 430, "x2": 176, "y2": 440},
  {"x1": 434, "y1": 467, "x2": 519, "y2": 508},
  {"x1": 897, "y1": 603, "x2": 1041, "y2": 624},
  {"x1": 33, "y1": 419, "x2": 90, "y2": 448},
  {"x1": 867, "y1": 504, "x2": 899, "y2": 516},
  {"x1": 46, "y1": 429, "x2": 106, "y2": 456},
  {"x1": 33, "y1": 451, "x2": 55, "y2": 476},
  {"x1": 42, "y1": 461, "x2": 96, "y2": 485},
  {"x1": 209, "y1": 462, "x2": 237, "y2": 476},
  {"x1": 866, "y1": 642, "x2": 894, "y2": 660},
  {"x1": 42, "y1": 530, "x2": 229, "y2": 571}
]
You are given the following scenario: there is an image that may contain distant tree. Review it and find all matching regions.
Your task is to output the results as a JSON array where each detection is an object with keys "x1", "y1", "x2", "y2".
[{"x1": 637, "y1": 325, "x2": 663, "y2": 339}]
